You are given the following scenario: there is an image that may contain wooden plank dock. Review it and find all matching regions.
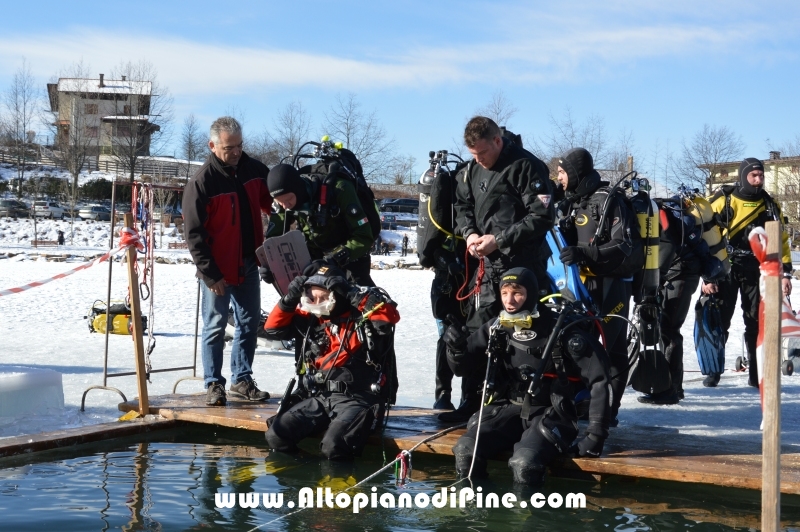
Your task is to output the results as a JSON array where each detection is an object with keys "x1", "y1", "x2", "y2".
[{"x1": 117, "y1": 393, "x2": 800, "y2": 495}]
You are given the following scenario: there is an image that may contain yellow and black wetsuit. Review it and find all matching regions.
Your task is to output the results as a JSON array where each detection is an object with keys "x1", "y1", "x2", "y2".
[{"x1": 707, "y1": 185, "x2": 791, "y2": 385}]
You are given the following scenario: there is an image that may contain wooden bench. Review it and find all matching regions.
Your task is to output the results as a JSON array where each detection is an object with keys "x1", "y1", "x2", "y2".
[
  {"x1": 168, "y1": 242, "x2": 188, "y2": 249},
  {"x1": 31, "y1": 240, "x2": 59, "y2": 248}
]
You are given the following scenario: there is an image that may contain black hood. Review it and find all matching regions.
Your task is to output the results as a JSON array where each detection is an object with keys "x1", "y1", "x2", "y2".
[
  {"x1": 499, "y1": 267, "x2": 539, "y2": 311},
  {"x1": 738, "y1": 157, "x2": 765, "y2": 198},
  {"x1": 267, "y1": 164, "x2": 310, "y2": 205},
  {"x1": 559, "y1": 148, "x2": 594, "y2": 192}
]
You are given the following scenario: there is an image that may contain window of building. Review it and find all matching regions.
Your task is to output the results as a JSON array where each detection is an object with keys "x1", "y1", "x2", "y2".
[
  {"x1": 84, "y1": 126, "x2": 99, "y2": 138},
  {"x1": 84, "y1": 103, "x2": 98, "y2": 114},
  {"x1": 123, "y1": 105, "x2": 132, "y2": 115},
  {"x1": 116, "y1": 124, "x2": 131, "y2": 137}
]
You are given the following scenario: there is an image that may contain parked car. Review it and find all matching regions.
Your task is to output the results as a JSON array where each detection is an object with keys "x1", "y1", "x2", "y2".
[
  {"x1": 0, "y1": 199, "x2": 29, "y2": 218},
  {"x1": 78, "y1": 205, "x2": 112, "y2": 221},
  {"x1": 153, "y1": 205, "x2": 183, "y2": 224},
  {"x1": 382, "y1": 198, "x2": 420, "y2": 214},
  {"x1": 32, "y1": 201, "x2": 66, "y2": 219},
  {"x1": 379, "y1": 197, "x2": 400, "y2": 210},
  {"x1": 381, "y1": 213, "x2": 398, "y2": 230}
]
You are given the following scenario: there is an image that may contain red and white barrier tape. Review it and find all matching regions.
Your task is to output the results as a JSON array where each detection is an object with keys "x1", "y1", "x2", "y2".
[{"x1": 0, "y1": 227, "x2": 144, "y2": 298}]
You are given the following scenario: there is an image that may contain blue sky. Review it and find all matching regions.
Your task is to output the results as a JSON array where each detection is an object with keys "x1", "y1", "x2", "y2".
[{"x1": 1, "y1": 0, "x2": 799, "y2": 180}]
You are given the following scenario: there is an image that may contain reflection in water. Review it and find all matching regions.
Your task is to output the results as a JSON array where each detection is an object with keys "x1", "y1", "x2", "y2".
[{"x1": 0, "y1": 426, "x2": 797, "y2": 531}]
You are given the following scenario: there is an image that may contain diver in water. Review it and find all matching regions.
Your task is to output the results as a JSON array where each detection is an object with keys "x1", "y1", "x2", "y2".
[{"x1": 444, "y1": 267, "x2": 612, "y2": 485}]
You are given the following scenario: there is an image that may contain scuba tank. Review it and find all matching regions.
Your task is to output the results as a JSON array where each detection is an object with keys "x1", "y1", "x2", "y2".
[
  {"x1": 625, "y1": 176, "x2": 671, "y2": 395},
  {"x1": 417, "y1": 150, "x2": 466, "y2": 268},
  {"x1": 686, "y1": 190, "x2": 730, "y2": 278},
  {"x1": 629, "y1": 176, "x2": 660, "y2": 303}
]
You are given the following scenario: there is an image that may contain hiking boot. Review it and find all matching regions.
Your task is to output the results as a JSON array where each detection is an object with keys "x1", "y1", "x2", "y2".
[
  {"x1": 637, "y1": 389, "x2": 679, "y2": 405},
  {"x1": 677, "y1": 389, "x2": 685, "y2": 400},
  {"x1": 230, "y1": 379, "x2": 270, "y2": 402},
  {"x1": 433, "y1": 393, "x2": 455, "y2": 411},
  {"x1": 206, "y1": 383, "x2": 227, "y2": 406},
  {"x1": 437, "y1": 396, "x2": 480, "y2": 422},
  {"x1": 702, "y1": 373, "x2": 721, "y2": 387}
]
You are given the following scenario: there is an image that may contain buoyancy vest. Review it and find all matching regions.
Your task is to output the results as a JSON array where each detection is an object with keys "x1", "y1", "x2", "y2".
[{"x1": 565, "y1": 186, "x2": 644, "y2": 277}]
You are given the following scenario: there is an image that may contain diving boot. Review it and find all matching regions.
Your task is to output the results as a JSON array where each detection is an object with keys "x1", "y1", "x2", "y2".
[
  {"x1": 433, "y1": 392, "x2": 455, "y2": 411},
  {"x1": 637, "y1": 388, "x2": 679, "y2": 405},
  {"x1": 437, "y1": 396, "x2": 480, "y2": 422},
  {"x1": 702, "y1": 373, "x2": 721, "y2": 387}
]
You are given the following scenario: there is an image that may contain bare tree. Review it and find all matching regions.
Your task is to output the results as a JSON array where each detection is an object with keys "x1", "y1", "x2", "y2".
[
  {"x1": 768, "y1": 134, "x2": 800, "y2": 158},
  {"x1": 322, "y1": 93, "x2": 395, "y2": 182},
  {"x1": 533, "y1": 107, "x2": 608, "y2": 175},
  {"x1": 270, "y1": 101, "x2": 312, "y2": 163},
  {"x1": 107, "y1": 60, "x2": 174, "y2": 183},
  {"x1": 605, "y1": 128, "x2": 638, "y2": 185},
  {"x1": 2, "y1": 59, "x2": 39, "y2": 197},
  {"x1": 180, "y1": 113, "x2": 206, "y2": 177},
  {"x1": 245, "y1": 128, "x2": 281, "y2": 167},
  {"x1": 43, "y1": 60, "x2": 95, "y2": 226},
  {"x1": 476, "y1": 90, "x2": 518, "y2": 128},
  {"x1": 674, "y1": 124, "x2": 744, "y2": 192},
  {"x1": 387, "y1": 154, "x2": 417, "y2": 185},
  {"x1": 642, "y1": 138, "x2": 678, "y2": 196}
]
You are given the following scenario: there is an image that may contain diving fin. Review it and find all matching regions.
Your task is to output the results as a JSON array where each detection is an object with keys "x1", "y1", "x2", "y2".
[
  {"x1": 545, "y1": 229, "x2": 593, "y2": 306},
  {"x1": 694, "y1": 294, "x2": 726, "y2": 375},
  {"x1": 628, "y1": 303, "x2": 671, "y2": 395}
]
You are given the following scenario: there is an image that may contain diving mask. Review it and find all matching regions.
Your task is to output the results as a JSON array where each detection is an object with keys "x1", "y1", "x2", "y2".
[
  {"x1": 300, "y1": 292, "x2": 336, "y2": 317},
  {"x1": 498, "y1": 309, "x2": 539, "y2": 332}
]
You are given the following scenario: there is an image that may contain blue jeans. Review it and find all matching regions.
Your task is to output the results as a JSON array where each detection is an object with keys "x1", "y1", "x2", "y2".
[{"x1": 201, "y1": 257, "x2": 260, "y2": 388}]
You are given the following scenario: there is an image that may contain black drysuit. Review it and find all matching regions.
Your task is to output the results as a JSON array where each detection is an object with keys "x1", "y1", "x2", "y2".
[
  {"x1": 454, "y1": 139, "x2": 555, "y2": 332},
  {"x1": 447, "y1": 307, "x2": 611, "y2": 484},
  {"x1": 656, "y1": 198, "x2": 725, "y2": 395},
  {"x1": 557, "y1": 174, "x2": 639, "y2": 417}
]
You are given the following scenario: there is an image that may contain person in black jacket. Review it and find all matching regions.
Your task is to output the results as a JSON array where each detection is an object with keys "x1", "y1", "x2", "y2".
[
  {"x1": 182, "y1": 116, "x2": 273, "y2": 407},
  {"x1": 555, "y1": 148, "x2": 641, "y2": 421},
  {"x1": 448, "y1": 116, "x2": 555, "y2": 422},
  {"x1": 444, "y1": 268, "x2": 611, "y2": 484}
]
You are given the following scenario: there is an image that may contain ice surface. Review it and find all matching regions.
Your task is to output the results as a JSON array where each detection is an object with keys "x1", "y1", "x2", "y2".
[{"x1": 0, "y1": 366, "x2": 64, "y2": 417}]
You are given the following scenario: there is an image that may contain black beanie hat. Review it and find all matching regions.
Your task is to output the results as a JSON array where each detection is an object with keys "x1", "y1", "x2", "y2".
[
  {"x1": 267, "y1": 164, "x2": 309, "y2": 205},
  {"x1": 499, "y1": 267, "x2": 539, "y2": 311},
  {"x1": 558, "y1": 148, "x2": 594, "y2": 192},
  {"x1": 739, "y1": 157, "x2": 764, "y2": 195}
]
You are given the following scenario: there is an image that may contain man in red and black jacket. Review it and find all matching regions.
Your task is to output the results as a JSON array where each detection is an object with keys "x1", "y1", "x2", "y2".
[
  {"x1": 263, "y1": 264, "x2": 400, "y2": 460},
  {"x1": 182, "y1": 116, "x2": 273, "y2": 406}
]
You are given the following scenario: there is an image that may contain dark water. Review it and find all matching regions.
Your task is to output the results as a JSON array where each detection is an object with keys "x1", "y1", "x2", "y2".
[{"x1": 0, "y1": 425, "x2": 798, "y2": 531}]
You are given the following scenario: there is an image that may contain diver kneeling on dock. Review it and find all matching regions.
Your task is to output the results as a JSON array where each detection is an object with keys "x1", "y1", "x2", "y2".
[
  {"x1": 263, "y1": 264, "x2": 400, "y2": 460},
  {"x1": 444, "y1": 267, "x2": 612, "y2": 484}
]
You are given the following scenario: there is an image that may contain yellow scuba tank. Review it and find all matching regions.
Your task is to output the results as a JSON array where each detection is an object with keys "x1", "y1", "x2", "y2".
[
  {"x1": 688, "y1": 195, "x2": 730, "y2": 277},
  {"x1": 86, "y1": 300, "x2": 147, "y2": 335},
  {"x1": 91, "y1": 313, "x2": 133, "y2": 335},
  {"x1": 630, "y1": 181, "x2": 660, "y2": 301}
]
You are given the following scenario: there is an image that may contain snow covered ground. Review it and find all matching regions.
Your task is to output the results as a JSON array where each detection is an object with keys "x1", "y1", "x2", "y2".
[{"x1": 0, "y1": 215, "x2": 798, "y2": 454}]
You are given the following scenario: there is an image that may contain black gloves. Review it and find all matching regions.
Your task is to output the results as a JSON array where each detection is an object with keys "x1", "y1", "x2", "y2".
[
  {"x1": 258, "y1": 266, "x2": 274, "y2": 285},
  {"x1": 443, "y1": 321, "x2": 470, "y2": 352},
  {"x1": 569, "y1": 432, "x2": 605, "y2": 458},
  {"x1": 279, "y1": 275, "x2": 307, "y2": 311},
  {"x1": 324, "y1": 246, "x2": 351, "y2": 266},
  {"x1": 559, "y1": 245, "x2": 598, "y2": 266}
]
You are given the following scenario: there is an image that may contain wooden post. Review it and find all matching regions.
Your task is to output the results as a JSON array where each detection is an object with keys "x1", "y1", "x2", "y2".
[
  {"x1": 124, "y1": 213, "x2": 149, "y2": 415},
  {"x1": 762, "y1": 220, "x2": 782, "y2": 531}
]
